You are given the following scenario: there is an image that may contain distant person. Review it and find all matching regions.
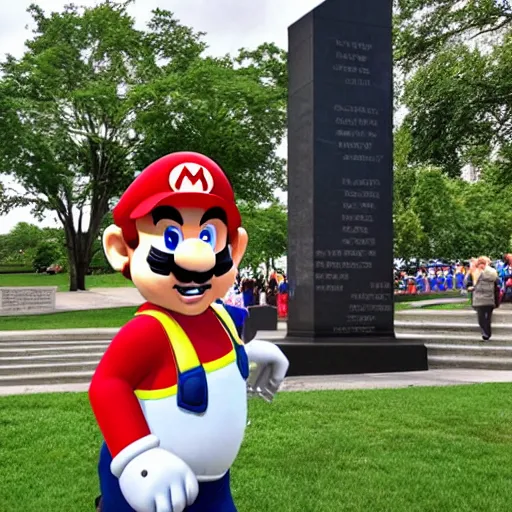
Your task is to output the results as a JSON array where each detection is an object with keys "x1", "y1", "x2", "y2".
[
  {"x1": 268, "y1": 272, "x2": 278, "y2": 293},
  {"x1": 277, "y1": 276, "x2": 289, "y2": 318},
  {"x1": 455, "y1": 265, "x2": 465, "y2": 290},
  {"x1": 466, "y1": 256, "x2": 499, "y2": 341},
  {"x1": 501, "y1": 254, "x2": 512, "y2": 303},
  {"x1": 242, "y1": 278, "x2": 255, "y2": 307}
]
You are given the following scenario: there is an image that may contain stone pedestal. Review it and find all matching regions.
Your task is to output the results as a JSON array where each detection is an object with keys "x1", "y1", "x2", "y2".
[
  {"x1": 283, "y1": 0, "x2": 427, "y2": 375},
  {"x1": 248, "y1": 306, "x2": 278, "y2": 331},
  {"x1": 0, "y1": 287, "x2": 57, "y2": 315}
]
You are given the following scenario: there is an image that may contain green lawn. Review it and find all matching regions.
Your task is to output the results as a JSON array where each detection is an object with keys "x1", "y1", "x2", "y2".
[
  {"x1": 394, "y1": 291, "x2": 463, "y2": 303},
  {"x1": 395, "y1": 301, "x2": 470, "y2": 311},
  {"x1": 0, "y1": 272, "x2": 133, "y2": 291},
  {"x1": 0, "y1": 306, "x2": 138, "y2": 330},
  {"x1": 1, "y1": 385, "x2": 512, "y2": 511},
  {"x1": 424, "y1": 302, "x2": 471, "y2": 310},
  {"x1": 395, "y1": 302, "x2": 414, "y2": 310}
]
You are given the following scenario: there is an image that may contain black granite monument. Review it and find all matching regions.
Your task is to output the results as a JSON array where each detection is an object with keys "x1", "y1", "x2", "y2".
[{"x1": 276, "y1": 0, "x2": 428, "y2": 376}]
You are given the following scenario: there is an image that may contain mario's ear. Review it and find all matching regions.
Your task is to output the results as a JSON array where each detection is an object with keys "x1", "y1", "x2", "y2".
[
  {"x1": 103, "y1": 225, "x2": 130, "y2": 272},
  {"x1": 231, "y1": 227, "x2": 248, "y2": 267}
]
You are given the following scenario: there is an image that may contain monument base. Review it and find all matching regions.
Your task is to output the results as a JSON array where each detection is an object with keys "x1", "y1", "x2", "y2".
[{"x1": 275, "y1": 337, "x2": 428, "y2": 376}]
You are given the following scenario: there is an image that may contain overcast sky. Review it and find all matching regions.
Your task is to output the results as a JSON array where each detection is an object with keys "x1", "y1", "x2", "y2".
[{"x1": 0, "y1": 0, "x2": 323, "y2": 233}]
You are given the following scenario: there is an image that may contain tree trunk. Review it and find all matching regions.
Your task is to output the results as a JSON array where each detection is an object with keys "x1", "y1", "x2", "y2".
[
  {"x1": 60, "y1": 200, "x2": 109, "y2": 291},
  {"x1": 63, "y1": 223, "x2": 90, "y2": 291},
  {"x1": 67, "y1": 249, "x2": 90, "y2": 291},
  {"x1": 64, "y1": 222, "x2": 79, "y2": 291},
  {"x1": 67, "y1": 247, "x2": 89, "y2": 291},
  {"x1": 68, "y1": 255, "x2": 78, "y2": 292},
  {"x1": 75, "y1": 260, "x2": 87, "y2": 291}
]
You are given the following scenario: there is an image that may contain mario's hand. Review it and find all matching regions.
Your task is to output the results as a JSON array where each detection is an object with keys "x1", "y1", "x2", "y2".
[
  {"x1": 245, "y1": 340, "x2": 289, "y2": 402},
  {"x1": 111, "y1": 435, "x2": 199, "y2": 512}
]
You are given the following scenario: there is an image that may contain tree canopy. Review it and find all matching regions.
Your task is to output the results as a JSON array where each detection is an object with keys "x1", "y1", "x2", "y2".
[
  {"x1": 238, "y1": 202, "x2": 287, "y2": 275},
  {"x1": 400, "y1": 39, "x2": 512, "y2": 176},
  {"x1": 393, "y1": 164, "x2": 512, "y2": 261},
  {"x1": 0, "y1": 222, "x2": 66, "y2": 269},
  {"x1": 394, "y1": 0, "x2": 512, "y2": 73},
  {"x1": 0, "y1": 1, "x2": 287, "y2": 290}
]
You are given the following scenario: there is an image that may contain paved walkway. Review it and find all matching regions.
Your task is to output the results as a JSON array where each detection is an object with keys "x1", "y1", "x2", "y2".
[
  {"x1": 2, "y1": 369, "x2": 512, "y2": 396},
  {"x1": 55, "y1": 287, "x2": 144, "y2": 311},
  {"x1": 54, "y1": 288, "x2": 475, "y2": 312}
]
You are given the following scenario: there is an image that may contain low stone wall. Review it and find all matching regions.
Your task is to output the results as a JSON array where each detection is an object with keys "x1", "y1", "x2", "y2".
[
  {"x1": 243, "y1": 305, "x2": 278, "y2": 341},
  {"x1": 0, "y1": 287, "x2": 57, "y2": 316}
]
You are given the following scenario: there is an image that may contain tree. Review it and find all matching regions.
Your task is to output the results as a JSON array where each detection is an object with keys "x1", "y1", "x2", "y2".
[
  {"x1": 399, "y1": 34, "x2": 512, "y2": 177},
  {"x1": 132, "y1": 43, "x2": 287, "y2": 201},
  {"x1": 394, "y1": 0, "x2": 512, "y2": 73},
  {"x1": 0, "y1": 2, "x2": 287, "y2": 290},
  {"x1": 455, "y1": 178, "x2": 512, "y2": 258},
  {"x1": 393, "y1": 124, "x2": 419, "y2": 215},
  {"x1": 409, "y1": 167, "x2": 466, "y2": 259},
  {"x1": 238, "y1": 202, "x2": 287, "y2": 274},
  {"x1": 1, "y1": 222, "x2": 44, "y2": 265},
  {"x1": 393, "y1": 207, "x2": 428, "y2": 261},
  {"x1": 393, "y1": 164, "x2": 512, "y2": 261}
]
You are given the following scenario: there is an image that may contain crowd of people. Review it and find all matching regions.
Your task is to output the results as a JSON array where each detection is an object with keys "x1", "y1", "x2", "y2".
[
  {"x1": 397, "y1": 255, "x2": 512, "y2": 341},
  {"x1": 221, "y1": 255, "x2": 512, "y2": 332},
  {"x1": 223, "y1": 271, "x2": 289, "y2": 318},
  {"x1": 395, "y1": 255, "x2": 512, "y2": 301}
]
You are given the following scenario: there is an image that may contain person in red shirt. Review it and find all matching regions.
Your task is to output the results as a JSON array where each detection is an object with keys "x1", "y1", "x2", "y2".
[{"x1": 90, "y1": 152, "x2": 289, "y2": 512}]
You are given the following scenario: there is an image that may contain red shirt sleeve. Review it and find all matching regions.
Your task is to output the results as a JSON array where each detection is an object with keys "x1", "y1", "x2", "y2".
[{"x1": 89, "y1": 315, "x2": 168, "y2": 458}]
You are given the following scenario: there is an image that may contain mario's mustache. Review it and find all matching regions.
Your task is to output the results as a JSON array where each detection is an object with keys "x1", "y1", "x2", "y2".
[{"x1": 147, "y1": 244, "x2": 233, "y2": 284}]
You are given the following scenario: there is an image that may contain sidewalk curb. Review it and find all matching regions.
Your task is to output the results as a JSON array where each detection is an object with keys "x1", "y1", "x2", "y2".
[
  {"x1": 0, "y1": 328, "x2": 120, "y2": 342},
  {"x1": 0, "y1": 322, "x2": 288, "y2": 341}
]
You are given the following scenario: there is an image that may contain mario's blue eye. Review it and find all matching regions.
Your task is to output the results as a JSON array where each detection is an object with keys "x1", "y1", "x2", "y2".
[
  {"x1": 199, "y1": 225, "x2": 217, "y2": 249},
  {"x1": 164, "y1": 226, "x2": 183, "y2": 252}
]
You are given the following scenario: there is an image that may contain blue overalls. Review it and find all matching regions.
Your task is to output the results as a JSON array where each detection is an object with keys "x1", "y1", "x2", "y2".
[{"x1": 97, "y1": 304, "x2": 249, "y2": 512}]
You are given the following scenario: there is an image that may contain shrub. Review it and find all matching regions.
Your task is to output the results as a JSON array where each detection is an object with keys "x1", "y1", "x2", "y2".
[{"x1": 33, "y1": 241, "x2": 64, "y2": 272}]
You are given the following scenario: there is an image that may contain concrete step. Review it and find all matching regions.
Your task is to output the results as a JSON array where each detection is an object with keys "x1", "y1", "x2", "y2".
[
  {"x1": 0, "y1": 360, "x2": 99, "y2": 376},
  {"x1": 429, "y1": 355, "x2": 512, "y2": 370},
  {"x1": 0, "y1": 344, "x2": 109, "y2": 355},
  {"x1": 427, "y1": 343, "x2": 512, "y2": 358},
  {"x1": 1, "y1": 327, "x2": 512, "y2": 384},
  {"x1": 0, "y1": 329, "x2": 119, "y2": 342},
  {"x1": 0, "y1": 323, "x2": 288, "y2": 342},
  {"x1": 0, "y1": 370, "x2": 94, "y2": 386},
  {"x1": 398, "y1": 332, "x2": 512, "y2": 345},
  {"x1": 0, "y1": 340, "x2": 110, "y2": 349},
  {"x1": 395, "y1": 310, "x2": 512, "y2": 324},
  {"x1": 0, "y1": 352, "x2": 104, "y2": 364},
  {"x1": 395, "y1": 321, "x2": 512, "y2": 335}
]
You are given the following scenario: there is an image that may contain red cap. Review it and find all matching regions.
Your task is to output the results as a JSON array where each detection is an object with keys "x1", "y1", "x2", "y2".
[{"x1": 114, "y1": 152, "x2": 241, "y2": 243}]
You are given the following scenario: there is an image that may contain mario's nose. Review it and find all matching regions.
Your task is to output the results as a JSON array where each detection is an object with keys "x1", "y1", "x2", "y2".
[{"x1": 174, "y1": 238, "x2": 216, "y2": 272}]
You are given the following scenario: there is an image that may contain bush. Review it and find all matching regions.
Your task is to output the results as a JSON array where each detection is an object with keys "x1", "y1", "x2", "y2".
[
  {"x1": 0, "y1": 265, "x2": 33, "y2": 274},
  {"x1": 33, "y1": 241, "x2": 63, "y2": 272}
]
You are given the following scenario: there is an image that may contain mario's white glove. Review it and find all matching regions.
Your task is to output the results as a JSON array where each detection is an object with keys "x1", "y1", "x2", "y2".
[
  {"x1": 111, "y1": 435, "x2": 199, "y2": 512},
  {"x1": 245, "y1": 340, "x2": 289, "y2": 401}
]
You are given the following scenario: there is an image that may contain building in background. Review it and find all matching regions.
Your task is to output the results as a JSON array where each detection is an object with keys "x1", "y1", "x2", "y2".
[{"x1": 461, "y1": 163, "x2": 480, "y2": 183}]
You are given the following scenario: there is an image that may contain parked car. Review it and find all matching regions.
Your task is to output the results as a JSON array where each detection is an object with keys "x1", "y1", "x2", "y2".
[{"x1": 46, "y1": 264, "x2": 63, "y2": 275}]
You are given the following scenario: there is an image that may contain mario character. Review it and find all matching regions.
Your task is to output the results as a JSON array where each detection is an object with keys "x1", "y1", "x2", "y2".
[{"x1": 89, "y1": 152, "x2": 289, "y2": 512}]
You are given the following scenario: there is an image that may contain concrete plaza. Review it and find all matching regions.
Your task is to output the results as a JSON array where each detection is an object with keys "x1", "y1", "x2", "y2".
[{"x1": 1, "y1": 287, "x2": 511, "y2": 396}]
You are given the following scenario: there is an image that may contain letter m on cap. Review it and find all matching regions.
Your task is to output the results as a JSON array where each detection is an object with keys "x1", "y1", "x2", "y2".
[{"x1": 169, "y1": 163, "x2": 214, "y2": 193}]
